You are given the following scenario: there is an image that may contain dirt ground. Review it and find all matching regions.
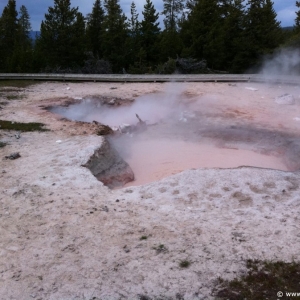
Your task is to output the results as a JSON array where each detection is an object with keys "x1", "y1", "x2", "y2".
[{"x1": 1, "y1": 81, "x2": 300, "y2": 300}]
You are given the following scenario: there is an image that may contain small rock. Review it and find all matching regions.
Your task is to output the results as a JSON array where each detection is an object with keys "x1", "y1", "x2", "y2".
[
  {"x1": 275, "y1": 94, "x2": 295, "y2": 105},
  {"x1": 245, "y1": 87, "x2": 258, "y2": 91},
  {"x1": 123, "y1": 245, "x2": 130, "y2": 253},
  {"x1": 101, "y1": 206, "x2": 109, "y2": 212},
  {"x1": 5, "y1": 152, "x2": 21, "y2": 160}
]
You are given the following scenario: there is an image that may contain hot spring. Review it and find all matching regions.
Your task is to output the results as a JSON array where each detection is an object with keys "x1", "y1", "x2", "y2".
[{"x1": 49, "y1": 83, "x2": 300, "y2": 187}]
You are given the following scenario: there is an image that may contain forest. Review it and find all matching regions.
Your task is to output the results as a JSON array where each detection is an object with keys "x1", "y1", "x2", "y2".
[{"x1": 0, "y1": 0, "x2": 300, "y2": 74}]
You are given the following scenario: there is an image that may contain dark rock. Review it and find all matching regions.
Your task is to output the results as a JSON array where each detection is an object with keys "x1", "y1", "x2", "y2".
[
  {"x1": 83, "y1": 139, "x2": 134, "y2": 188},
  {"x1": 5, "y1": 152, "x2": 21, "y2": 160}
]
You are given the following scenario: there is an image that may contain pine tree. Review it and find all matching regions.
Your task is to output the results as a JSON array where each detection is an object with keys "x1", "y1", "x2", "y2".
[
  {"x1": 11, "y1": 5, "x2": 34, "y2": 72},
  {"x1": 162, "y1": 0, "x2": 185, "y2": 31},
  {"x1": 102, "y1": 0, "x2": 129, "y2": 72},
  {"x1": 86, "y1": 0, "x2": 105, "y2": 58},
  {"x1": 140, "y1": 0, "x2": 161, "y2": 66},
  {"x1": 239, "y1": 0, "x2": 283, "y2": 69},
  {"x1": 129, "y1": 1, "x2": 139, "y2": 35},
  {"x1": 127, "y1": 1, "x2": 142, "y2": 71},
  {"x1": 38, "y1": 0, "x2": 86, "y2": 70},
  {"x1": 159, "y1": 0, "x2": 185, "y2": 61},
  {"x1": 260, "y1": 0, "x2": 283, "y2": 50},
  {"x1": 0, "y1": 0, "x2": 18, "y2": 71},
  {"x1": 219, "y1": 0, "x2": 246, "y2": 72},
  {"x1": 296, "y1": 1, "x2": 300, "y2": 30},
  {"x1": 180, "y1": 0, "x2": 225, "y2": 69},
  {"x1": 18, "y1": 5, "x2": 31, "y2": 37},
  {"x1": 288, "y1": 1, "x2": 300, "y2": 47}
]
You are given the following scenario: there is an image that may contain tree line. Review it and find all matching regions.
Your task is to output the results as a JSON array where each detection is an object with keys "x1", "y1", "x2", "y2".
[{"x1": 0, "y1": 0, "x2": 299, "y2": 74}]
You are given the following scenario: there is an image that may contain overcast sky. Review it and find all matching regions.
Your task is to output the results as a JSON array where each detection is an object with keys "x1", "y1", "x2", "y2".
[{"x1": 0, "y1": 0, "x2": 297, "y2": 31}]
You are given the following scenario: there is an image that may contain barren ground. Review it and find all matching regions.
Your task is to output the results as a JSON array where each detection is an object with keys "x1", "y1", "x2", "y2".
[{"x1": 0, "y1": 81, "x2": 300, "y2": 300}]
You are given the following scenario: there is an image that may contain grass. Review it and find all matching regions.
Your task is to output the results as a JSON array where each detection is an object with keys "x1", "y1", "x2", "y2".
[
  {"x1": 214, "y1": 260, "x2": 300, "y2": 300},
  {"x1": 0, "y1": 141, "x2": 7, "y2": 148},
  {"x1": 0, "y1": 81, "x2": 34, "y2": 101},
  {"x1": 140, "y1": 236, "x2": 148, "y2": 240},
  {"x1": 0, "y1": 80, "x2": 37, "y2": 88},
  {"x1": 137, "y1": 295, "x2": 184, "y2": 300},
  {"x1": 0, "y1": 120, "x2": 48, "y2": 132},
  {"x1": 5, "y1": 94, "x2": 26, "y2": 100},
  {"x1": 179, "y1": 260, "x2": 191, "y2": 268}
]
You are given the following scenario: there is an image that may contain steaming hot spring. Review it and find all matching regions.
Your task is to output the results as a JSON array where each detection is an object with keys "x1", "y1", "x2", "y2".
[{"x1": 48, "y1": 82, "x2": 300, "y2": 188}]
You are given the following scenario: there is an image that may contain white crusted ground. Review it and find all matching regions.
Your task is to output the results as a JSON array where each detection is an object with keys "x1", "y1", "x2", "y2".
[{"x1": 0, "y1": 81, "x2": 300, "y2": 300}]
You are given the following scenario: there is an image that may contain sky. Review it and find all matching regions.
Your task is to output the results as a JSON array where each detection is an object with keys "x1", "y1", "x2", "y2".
[{"x1": 0, "y1": 0, "x2": 297, "y2": 31}]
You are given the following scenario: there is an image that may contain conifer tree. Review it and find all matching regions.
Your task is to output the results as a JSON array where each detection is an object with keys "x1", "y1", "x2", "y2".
[
  {"x1": 219, "y1": 0, "x2": 246, "y2": 72},
  {"x1": 18, "y1": 5, "x2": 31, "y2": 37},
  {"x1": 129, "y1": 1, "x2": 140, "y2": 35},
  {"x1": 0, "y1": 0, "x2": 18, "y2": 71},
  {"x1": 140, "y1": 0, "x2": 160, "y2": 66},
  {"x1": 296, "y1": 1, "x2": 300, "y2": 30},
  {"x1": 260, "y1": 0, "x2": 283, "y2": 50},
  {"x1": 11, "y1": 5, "x2": 33, "y2": 72},
  {"x1": 86, "y1": 0, "x2": 105, "y2": 58},
  {"x1": 180, "y1": 0, "x2": 224, "y2": 69},
  {"x1": 162, "y1": 0, "x2": 185, "y2": 31},
  {"x1": 127, "y1": 2, "x2": 142, "y2": 70},
  {"x1": 38, "y1": 0, "x2": 86, "y2": 70},
  {"x1": 102, "y1": 0, "x2": 129, "y2": 72},
  {"x1": 239, "y1": 0, "x2": 283, "y2": 69},
  {"x1": 160, "y1": 0, "x2": 185, "y2": 61},
  {"x1": 289, "y1": 1, "x2": 300, "y2": 47}
]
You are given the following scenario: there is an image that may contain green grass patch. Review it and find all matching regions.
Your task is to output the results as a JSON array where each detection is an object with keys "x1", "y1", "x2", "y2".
[
  {"x1": 0, "y1": 141, "x2": 7, "y2": 148},
  {"x1": 140, "y1": 235, "x2": 148, "y2": 240},
  {"x1": 0, "y1": 88, "x2": 20, "y2": 93},
  {"x1": 5, "y1": 94, "x2": 26, "y2": 100},
  {"x1": 214, "y1": 260, "x2": 300, "y2": 300},
  {"x1": 0, "y1": 120, "x2": 48, "y2": 132},
  {"x1": 0, "y1": 80, "x2": 37, "y2": 88},
  {"x1": 179, "y1": 260, "x2": 191, "y2": 268}
]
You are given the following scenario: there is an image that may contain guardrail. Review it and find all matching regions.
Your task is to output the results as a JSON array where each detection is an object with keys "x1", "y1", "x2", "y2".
[{"x1": 0, "y1": 73, "x2": 299, "y2": 84}]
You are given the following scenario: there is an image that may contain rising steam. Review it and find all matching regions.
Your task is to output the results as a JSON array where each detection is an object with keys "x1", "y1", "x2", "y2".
[
  {"x1": 51, "y1": 83, "x2": 187, "y2": 128},
  {"x1": 260, "y1": 47, "x2": 300, "y2": 76}
]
